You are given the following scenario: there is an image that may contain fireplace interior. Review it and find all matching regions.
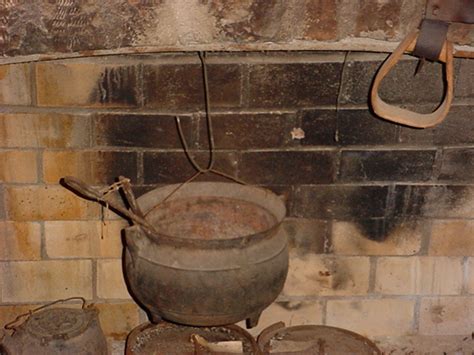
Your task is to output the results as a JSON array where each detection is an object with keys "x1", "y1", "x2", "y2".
[{"x1": 1, "y1": 0, "x2": 474, "y2": 353}]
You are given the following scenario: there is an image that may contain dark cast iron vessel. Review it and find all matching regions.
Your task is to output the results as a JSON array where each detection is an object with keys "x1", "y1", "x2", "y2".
[{"x1": 123, "y1": 182, "x2": 288, "y2": 327}]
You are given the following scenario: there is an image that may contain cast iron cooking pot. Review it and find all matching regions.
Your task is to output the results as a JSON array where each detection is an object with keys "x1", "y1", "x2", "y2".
[
  {"x1": 63, "y1": 178, "x2": 289, "y2": 328},
  {"x1": 124, "y1": 182, "x2": 288, "y2": 327}
]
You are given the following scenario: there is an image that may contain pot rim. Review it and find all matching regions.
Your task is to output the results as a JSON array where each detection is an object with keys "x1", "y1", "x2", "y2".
[{"x1": 125, "y1": 182, "x2": 287, "y2": 247}]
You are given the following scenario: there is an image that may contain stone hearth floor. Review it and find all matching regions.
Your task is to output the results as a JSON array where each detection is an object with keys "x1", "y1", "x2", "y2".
[{"x1": 109, "y1": 335, "x2": 474, "y2": 354}]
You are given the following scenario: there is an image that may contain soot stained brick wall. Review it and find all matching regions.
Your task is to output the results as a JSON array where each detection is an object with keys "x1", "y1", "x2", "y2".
[{"x1": 2, "y1": 50, "x2": 474, "y2": 346}]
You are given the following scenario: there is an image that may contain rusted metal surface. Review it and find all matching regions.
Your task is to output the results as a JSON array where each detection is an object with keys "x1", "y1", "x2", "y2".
[
  {"x1": 257, "y1": 324, "x2": 381, "y2": 355},
  {"x1": 1, "y1": 306, "x2": 107, "y2": 355},
  {"x1": 125, "y1": 321, "x2": 260, "y2": 354},
  {"x1": 124, "y1": 182, "x2": 288, "y2": 327}
]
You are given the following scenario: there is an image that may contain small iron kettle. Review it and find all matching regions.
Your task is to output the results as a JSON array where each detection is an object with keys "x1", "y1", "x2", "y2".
[{"x1": 0, "y1": 297, "x2": 107, "y2": 355}]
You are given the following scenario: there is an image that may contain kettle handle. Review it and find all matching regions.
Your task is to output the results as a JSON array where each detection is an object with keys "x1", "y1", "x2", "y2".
[{"x1": 4, "y1": 297, "x2": 87, "y2": 332}]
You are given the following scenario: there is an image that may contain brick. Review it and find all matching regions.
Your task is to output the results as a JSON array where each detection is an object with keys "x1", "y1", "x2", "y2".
[
  {"x1": 332, "y1": 220, "x2": 422, "y2": 256},
  {"x1": 399, "y1": 106, "x2": 474, "y2": 146},
  {"x1": 206, "y1": 113, "x2": 299, "y2": 149},
  {"x1": 455, "y1": 58, "x2": 474, "y2": 99},
  {"x1": 419, "y1": 297, "x2": 474, "y2": 335},
  {"x1": 43, "y1": 150, "x2": 138, "y2": 184},
  {"x1": 439, "y1": 149, "x2": 474, "y2": 182},
  {"x1": 468, "y1": 258, "x2": 474, "y2": 294},
  {"x1": 239, "y1": 151, "x2": 336, "y2": 185},
  {"x1": 340, "y1": 53, "x2": 446, "y2": 105},
  {"x1": 45, "y1": 220, "x2": 126, "y2": 258},
  {"x1": 326, "y1": 299, "x2": 415, "y2": 337},
  {"x1": 292, "y1": 185, "x2": 389, "y2": 219},
  {"x1": 355, "y1": 0, "x2": 402, "y2": 39},
  {"x1": 97, "y1": 259, "x2": 131, "y2": 299},
  {"x1": 339, "y1": 150, "x2": 436, "y2": 182},
  {"x1": 0, "y1": 151, "x2": 37, "y2": 183},
  {"x1": 393, "y1": 185, "x2": 474, "y2": 219},
  {"x1": 283, "y1": 218, "x2": 329, "y2": 255},
  {"x1": 375, "y1": 257, "x2": 463, "y2": 295},
  {"x1": 333, "y1": 217, "x2": 422, "y2": 244},
  {"x1": 0, "y1": 63, "x2": 31, "y2": 105},
  {"x1": 429, "y1": 220, "x2": 474, "y2": 256},
  {"x1": 339, "y1": 53, "x2": 384, "y2": 105},
  {"x1": 1, "y1": 260, "x2": 92, "y2": 302},
  {"x1": 143, "y1": 151, "x2": 238, "y2": 184},
  {"x1": 0, "y1": 185, "x2": 4, "y2": 220},
  {"x1": 237, "y1": 301, "x2": 324, "y2": 337},
  {"x1": 0, "y1": 113, "x2": 90, "y2": 148},
  {"x1": 0, "y1": 221, "x2": 41, "y2": 261},
  {"x1": 282, "y1": 255, "x2": 370, "y2": 297},
  {"x1": 247, "y1": 57, "x2": 342, "y2": 108},
  {"x1": 300, "y1": 109, "x2": 337, "y2": 146},
  {"x1": 5, "y1": 185, "x2": 100, "y2": 221},
  {"x1": 94, "y1": 114, "x2": 197, "y2": 149},
  {"x1": 337, "y1": 109, "x2": 398, "y2": 145},
  {"x1": 143, "y1": 58, "x2": 241, "y2": 110},
  {"x1": 36, "y1": 60, "x2": 140, "y2": 107},
  {"x1": 95, "y1": 303, "x2": 140, "y2": 339}
]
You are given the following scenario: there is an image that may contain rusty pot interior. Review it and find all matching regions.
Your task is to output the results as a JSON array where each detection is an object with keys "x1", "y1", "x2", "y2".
[
  {"x1": 147, "y1": 196, "x2": 277, "y2": 240},
  {"x1": 138, "y1": 182, "x2": 286, "y2": 241}
]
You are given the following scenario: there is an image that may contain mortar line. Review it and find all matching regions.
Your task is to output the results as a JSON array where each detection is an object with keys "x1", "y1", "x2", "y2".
[
  {"x1": 35, "y1": 147, "x2": 44, "y2": 184},
  {"x1": 238, "y1": 61, "x2": 244, "y2": 108},
  {"x1": 276, "y1": 294, "x2": 421, "y2": 302},
  {"x1": 334, "y1": 148, "x2": 342, "y2": 182},
  {"x1": 462, "y1": 256, "x2": 469, "y2": 295},
  {"x1": 324, "y1": 219, "x2": 333, "y2": 254},
  {"x1": 431, "y1": 148, "x2": 444, "y2": 182},
  {"x1": 88, "y1": 113, "x2": 94, "y2": 148},
  {"x1": 29, "y1": 62, "x2": 38, "y2": 107},
  {"x1": 91, "y1": 259, "x2": 98, "y2": 302},
  {"x1": 419, "y1": 220, "x2": 432, "y2": 256},
  {"x1": 137, "y1": 62, "x2": 145, "y2": 108},
  {"x1": 412, "y1": 296, "x2": 421, "y2": 333},
  {"x1": 368, "y1": 256, "x2": 377, "y2": 294},
  {"x1": 321, "y1": 298, "x2": 328, "y2": 325},
  {"x1": 137, "y1": 151, "x2": 144, "y2": 185},
  {"x1": 241, "y1": 62, "x2": 250, "y2": 108},
  {"x1": 40, "y1": 221, "x2": 47, "y2": 260},
  {"x1": 0, "y1": 98, "x2": 474, "y2": 114},
  {"x1": 5, "y1": 181, "x2": 474, "y2": 189},
  {"x1": 334, "y1": 51, "x2": 350, "y2": 144},
  {"x1": 6, "y1": 145, "x2": 474, "y2": 153}
]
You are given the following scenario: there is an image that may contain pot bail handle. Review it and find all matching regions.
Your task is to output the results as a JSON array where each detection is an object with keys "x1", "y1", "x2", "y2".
[
  {"x1": 4, "y1": 297, "x2": 87, "y2": 332},
  {"x1": 370, "y1": 29, "x2": 454, "y2": 128}
]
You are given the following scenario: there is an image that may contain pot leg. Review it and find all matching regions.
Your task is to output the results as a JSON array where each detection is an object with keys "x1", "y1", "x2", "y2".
[
  {"x1": 149, "y1": 313, "x2": 163, "y2": 324},
  {"x1": 245, "y1": 311, "x2": 262, "y2": 329}
]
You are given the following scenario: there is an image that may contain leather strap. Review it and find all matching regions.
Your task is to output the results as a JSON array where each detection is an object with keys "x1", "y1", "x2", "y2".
[
  {"x1": 370, "y1": 30, "x2": 454, "y2": 128},
  {"x1": 413, "y1": 19, "x2": 449, "y2": 61}
]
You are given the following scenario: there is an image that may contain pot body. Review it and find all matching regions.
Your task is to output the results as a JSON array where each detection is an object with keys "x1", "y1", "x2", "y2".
[{"x1": 123, "y1": 182, "x2": 289, "y2": 326}]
